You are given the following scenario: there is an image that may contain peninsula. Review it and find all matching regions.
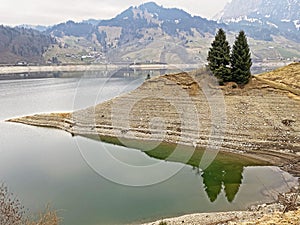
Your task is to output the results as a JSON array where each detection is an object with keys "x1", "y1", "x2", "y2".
[{"x1": 7, "y1": 63, "x2": 300, "y2": 176}]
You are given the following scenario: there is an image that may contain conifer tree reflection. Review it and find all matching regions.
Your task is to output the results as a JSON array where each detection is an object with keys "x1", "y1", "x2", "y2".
[
  {"x1": 201, "y1": 164, "x2": 223, "y2": 202},
  {"x1": 202, "y1": 162, "x2": 244, "y2": 202},
  {"x1": 82, "y1": 135, "x2": 250, "y2": 203},
  {"x1": 223, "y1": 164, "x2": 244, "y2": 202}
]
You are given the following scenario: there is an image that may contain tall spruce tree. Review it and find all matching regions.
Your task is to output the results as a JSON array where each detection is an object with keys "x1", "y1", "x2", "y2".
[
  {"x1": 207, "y1": 28, "x2": 231, "y2": 83},
  {"x1": 231, "y1": 31, "x2": 252, "y2": 85}
]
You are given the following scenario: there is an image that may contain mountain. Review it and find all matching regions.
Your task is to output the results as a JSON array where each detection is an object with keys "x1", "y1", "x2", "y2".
[
  {"x1": 0, "y1": 25, "x2": 55, "y2": 64},
  {"x1": 17, "y1": 24, "x2": 49, "y2": 32},
  {"x1": 217, "y1": 0, "x2": 300, "y2": 21},
  {"x1": 46, "y1": 20, "x2": 94, "y2": 38},
  {"x1": 216, "y1": 0, "x2": 300, "y2": 42},
  {"x1": 44, "y1": 2, "x2": 300, "y2": 65},
  {"x1": 44, "y1": 2, "x2": 227, "y2": 65},
  {"x1": 82, "y1": 19, "x2": 102, "y2": 26},
  {"x1": 2, "y1": 1, "x2": 300, "y2": 65},
  {"x1": 98, "y1": 2, "x2": 222, "y2": 38},
  {"x1": 46, "y1": 2, "x2": 224, "y2": 44}
]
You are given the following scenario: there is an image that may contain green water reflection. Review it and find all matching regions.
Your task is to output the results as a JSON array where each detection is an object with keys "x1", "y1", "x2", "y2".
[
  {"x1": 84, "y1": 135, "x2": 266, "y2": 203},
  {"x1": 202, "y1": 162, "x2": 243, "y2": 202}
]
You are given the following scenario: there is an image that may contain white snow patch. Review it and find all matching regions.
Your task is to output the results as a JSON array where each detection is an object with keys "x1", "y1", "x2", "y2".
[
  {"x1": 225, "y1": 16, "x2": 243, "y2": 23},
  {"x1": 294, "y1": 20, "x2": 300, "y2": 30},
  {"x1": 175, "y1": 19, "x2": 180, "y2": 24},
  {"x1": 266, "y1": 21, "x2": 278, "y2": 28},
  {"x1": 246, "y1": 17, "x2": 261, "y2": 23},
  {"x1": 265, "y1": 15, "x2": 271, "y2": 18},
  {"x1": 123, "y1": 17, "x2": 128, "y2": 20},
  {"x1": 281, "y1": 19, "x2": 291, "y2": 22},
  {"x1": 225, "y1": 16, "x2": 261, "y2": 24}
]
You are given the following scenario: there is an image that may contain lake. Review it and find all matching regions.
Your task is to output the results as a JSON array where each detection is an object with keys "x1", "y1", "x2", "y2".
[{"x1": 0, "y1": 70, "x2": 298, "y2": 225}]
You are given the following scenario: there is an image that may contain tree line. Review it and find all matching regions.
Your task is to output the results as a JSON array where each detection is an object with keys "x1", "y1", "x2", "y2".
[{"x1": 207, "y1": 29, "x2": 252, "y2": 85}]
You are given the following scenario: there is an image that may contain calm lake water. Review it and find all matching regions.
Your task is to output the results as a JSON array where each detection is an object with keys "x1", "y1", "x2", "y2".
[{"x1": 0, "y1": 70, "x2": 298, "y2": 225}]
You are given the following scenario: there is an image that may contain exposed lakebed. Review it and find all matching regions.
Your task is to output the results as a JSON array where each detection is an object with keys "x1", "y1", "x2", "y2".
[{"x1": 0, "y1": 71, "x2": 298, "y2": 225}]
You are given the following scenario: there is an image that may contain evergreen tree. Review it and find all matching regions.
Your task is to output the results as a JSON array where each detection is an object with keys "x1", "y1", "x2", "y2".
[
  {"x1": 231, "y1": 31, "x2": 252, "y2": 85},
  {"x1": 207, "y1": 28, "x2": 231, "y2": 83}
]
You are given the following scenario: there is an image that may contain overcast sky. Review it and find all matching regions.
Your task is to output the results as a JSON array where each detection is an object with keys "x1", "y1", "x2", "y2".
[{"x1": 0, "y1": 0, "x2": 231, "y2": 26}]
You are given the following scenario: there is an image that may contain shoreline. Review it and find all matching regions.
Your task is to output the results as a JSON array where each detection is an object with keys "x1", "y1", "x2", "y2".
[
  {"x1": 7, "y1": 114, "x2": 300, "y2": 181},
  {"x1": 0, "y1": 64, "x2": 119, "y2": 75},
  {"x1": 0, "y1": 61, "x2": 294, "y2": 75},
  {"x1": 139, "y1": 201, "x2": 300, "y2": 225},
  {"x1": 0, "y1": 63, "x2": 194, "y2": 75}
]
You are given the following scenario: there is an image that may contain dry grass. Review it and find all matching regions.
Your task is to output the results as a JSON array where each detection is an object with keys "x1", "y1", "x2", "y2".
[
  {"x1": 25, "y1": 206, "x2": 60, "y2": 225},
  {"x1": 0, "y1": 184, "x2": 24, "y2": 225},
  {"x1": 49, "y1": 112, "x2": 70, "y2": 119},
  {"x1": 0, "y1": 183, "x2": 60, "y2": 225},
  {"x1": 256, "y1": 62, "x2": 300, "y2": 96}
]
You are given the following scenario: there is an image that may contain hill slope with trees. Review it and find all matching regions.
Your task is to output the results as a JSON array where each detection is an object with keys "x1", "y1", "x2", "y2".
[{"x1": 0, "y1": 25, "x2": 55, "y2": 64}]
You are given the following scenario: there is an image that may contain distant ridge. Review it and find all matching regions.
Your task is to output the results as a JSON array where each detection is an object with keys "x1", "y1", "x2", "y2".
[{"x1": 216, "y1": 0, "x2": 300, "y2": 42}]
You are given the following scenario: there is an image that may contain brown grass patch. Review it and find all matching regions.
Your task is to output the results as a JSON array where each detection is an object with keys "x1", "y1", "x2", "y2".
[{"x1": 256, "y1": 62, "x2": 300, "y2": 96}]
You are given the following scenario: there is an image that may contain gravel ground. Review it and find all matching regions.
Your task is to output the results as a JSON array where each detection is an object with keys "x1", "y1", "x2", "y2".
[{"x1": 141, "y1": 192, "x2": 300, "y2": 225}]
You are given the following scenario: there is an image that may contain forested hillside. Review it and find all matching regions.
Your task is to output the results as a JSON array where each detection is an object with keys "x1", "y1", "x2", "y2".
[{"x1": 0, "y1": 25, "x2": 55, "y2": 64}]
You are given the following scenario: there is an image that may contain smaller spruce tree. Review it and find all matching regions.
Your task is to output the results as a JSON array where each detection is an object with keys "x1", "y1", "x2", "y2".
[
  {"x1": 207, "y1": 28, "x2": 231, "y2": 83},
  {"x1": 231, "y1": 31, "x2": 252, "y2": 85}
]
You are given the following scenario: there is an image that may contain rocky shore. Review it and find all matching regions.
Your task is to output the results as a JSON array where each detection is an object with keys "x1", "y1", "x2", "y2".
[
  {"x1": 141, "y1": 204, "x2": 300, "y2": 225},
  {"x1": 140, "y1": 189, "x2": 300, "y2": 225}
]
